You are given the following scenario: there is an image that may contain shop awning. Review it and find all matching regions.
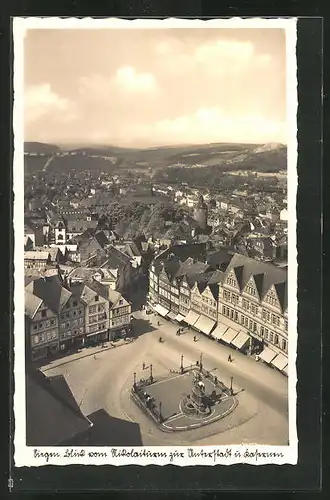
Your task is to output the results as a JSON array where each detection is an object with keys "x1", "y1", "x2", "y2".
[
  {"x1": 271, "y1": 353, "x2": 288, "y2": 371},
  {"x1": 194, "y1": 315, "x2": 216, "y2": 335},
  {"x1": 221, "y1": 328, "x2": 239, "y2": 344},
  {"x1": 283, "y1": 364, "x2": 288, "y2": 376},
  {"x1": 154, "y1": 304, "x2": 170, "y2": 317},
  {"x1": 231, "y1": 330, "x2": 250, "y2": 349},
  {"x1": 211, "y1": 323, "x2": 228, "y2": 340},
  {"x1": 166, "y1": 311, "x2": 177, "y2": 321},
  {"x1": 87, "y1": 329, "x2": 107, "y2": 337},
  {"x1": 183, "y1": 310, "x2": 200, "y2": 326},
  {"x1": 259, "y1": 346, "x2": 277, "y2": 364},
  {"x1": 175, "y1": 313, "x2": 185, "y2": 323}
]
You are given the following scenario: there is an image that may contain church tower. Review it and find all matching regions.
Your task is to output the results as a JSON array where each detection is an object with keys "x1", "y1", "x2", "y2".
[{"x1": 194, "y1": 195, "x2": 208, "y2": 230}]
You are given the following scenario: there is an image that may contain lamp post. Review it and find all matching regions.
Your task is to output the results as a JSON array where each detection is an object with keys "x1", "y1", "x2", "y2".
[
  {"x1": 180, "y1": 355, "x2": 184, "y2": 374},
  {"x1": 150, "y1": 363, "x2": 154, "y2": 383},
  {"x1": 230, "y1": 376, "x2": 234, "y2": 395},
  {"x1": 133, "y1": 372, "x2": 136, "y2": 390},
  {"x1": 200, "y1": 352, "x2": 203, "y2": 372}
]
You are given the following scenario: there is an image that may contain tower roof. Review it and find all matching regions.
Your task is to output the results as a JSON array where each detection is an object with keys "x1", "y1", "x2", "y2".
[{"x1": 196, "y1": 195, "x2": 208, "y2": 209}]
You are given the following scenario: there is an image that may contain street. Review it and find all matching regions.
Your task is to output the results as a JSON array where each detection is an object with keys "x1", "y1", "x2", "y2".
[{"x1": 43, "y1": 311, "x2": 289, "y2": 446}]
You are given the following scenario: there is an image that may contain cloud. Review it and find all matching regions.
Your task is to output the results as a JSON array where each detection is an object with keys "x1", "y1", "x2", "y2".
[
  {"x1": 126, "y1": 107, "x2": 286, "y2": 146},
  {"x1": 154, "y1": 38, "x2": 272, "y2": 75},
  {"x1": 113, "y1": 66, "x2": 157, "y2": 92},
  {"x1": 78, "y1": 66, "x2": 157, "y2": 101},
  {"x1": 25, "y1": 83, "x2": 77, "y2": 123}
]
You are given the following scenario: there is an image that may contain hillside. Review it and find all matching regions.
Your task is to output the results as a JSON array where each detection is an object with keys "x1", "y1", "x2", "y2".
[
  {"x1": 24, "y1": 141, "x2": 286, "y2": 175},
  {"x1": 24, "y1": 142, "x2": 61, "y2": 154}
]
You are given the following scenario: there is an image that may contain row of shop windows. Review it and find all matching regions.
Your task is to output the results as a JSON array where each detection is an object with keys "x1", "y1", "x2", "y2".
[
  {"x1": 221, "y1": 306, "x2": 287, "y2": 352},
  {"x1": 222, "y1": 291, "x2": 284, "y2": 329},
  {"x1": 32, "y1": 330, "x2": 58, "y2": 345}
]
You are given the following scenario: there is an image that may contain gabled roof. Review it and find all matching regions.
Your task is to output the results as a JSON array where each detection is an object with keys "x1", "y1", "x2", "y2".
[
  {"x1": 94, "y1": 230, "x2": 110, "y2": 249},
  {"x1": 206, "y1": 247, "x2": 234, "y2": 271},
  {"x1": 187, "y1": 272, "x2": 210, "y2": 288},
  {"x1": 26, "y1": 370, "x2": 91, "y2": 446},
  {"x1": 224, "y1": 253, "x2": 287, "y2": 310},
  {"x1": 104, "y1": 245, "x2": 131, "y2": 270},
  {"x1": 154, "y1": 243, "x2": 207, "y2": 264},
  {"x1": 208, "y1": 283, "x2": 219, "y2": 300},
  {"x1": 68, "y1": 267, "x2": 96, "y2": 281},
  {"x1": 25, "y1": 290, "x2": 43, "y2": 318},
  {"x1": 27, "y1": 275, "x2": 71, "y2": 313},
  {"x1": 207, "y1": 269, "x2": 224, "y2": 285},
  {"x1": 93, "y1": 268, "x2": 117, "y2": 282},
  {"x1": 163, "y1": 256, "x2": 182, "y2": 280},
  {"x1": 74, "y1": 228, "x2": 96, "y2": 243},
  {"x1": 175, "y1": 257, "x2": 209, "y2": 278},
  {"x1": 78, "y1": 236, "x2": 103, "y2": 258},
  {"x1": 85, "y1": 279, "x2": 109, "y2": 301},
  {"x1": 69, "y1": 281, "x2": 85, "y2": 299},
  {"x1": 34, "y1": 246, "x2": 62, "y2": 261},
  {"x1": 24, "y1": 251, "x2": 50, "y2": 261}
]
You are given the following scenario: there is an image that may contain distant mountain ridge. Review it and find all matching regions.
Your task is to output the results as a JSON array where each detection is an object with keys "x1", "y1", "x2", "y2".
[
  {"x1": 24, "y1": 142, "x2": 61, "y2": 154},
  {"x1": 24, "y1": 141, "x2": 287, "y2": 174}
]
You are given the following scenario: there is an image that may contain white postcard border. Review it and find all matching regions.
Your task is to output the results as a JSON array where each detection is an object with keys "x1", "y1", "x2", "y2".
[{"x1": 13, "y1": 16, "x2": 298, "y2": 467}]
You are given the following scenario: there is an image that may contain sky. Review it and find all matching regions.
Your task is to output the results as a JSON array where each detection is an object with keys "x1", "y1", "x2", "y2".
[{"x1": 24, "y1": 27, "x2": 287, "y2": 147}]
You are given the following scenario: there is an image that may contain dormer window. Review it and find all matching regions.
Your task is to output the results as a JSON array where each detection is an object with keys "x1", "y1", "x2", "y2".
[{"x1": 95, "y1": 295, "x2": 99, "y2": 302}]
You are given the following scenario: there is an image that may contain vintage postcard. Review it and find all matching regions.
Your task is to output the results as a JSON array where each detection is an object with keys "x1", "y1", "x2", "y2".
[{"x1": 13, "y1": 17, "x2": 297, "y2": 467}]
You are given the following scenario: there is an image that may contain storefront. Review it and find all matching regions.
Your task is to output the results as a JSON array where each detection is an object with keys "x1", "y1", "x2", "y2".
[
  {"x1": 183, "y1": 310, "x2": 200, "y2": 327},
  {"x1": 110, "y1": 323, "x2": 132, "y2": 341},
  {"x1": 153, "y1": 304, "x2": 170, "y2": 318},
  {"x1": 31, "y1": 345, "x2": 48, "y2": 361},
  {"x1": 249, "y1": 335, "x2": 264, "y2": 354},
  {"x1": 194, "y1": 315, "x2": 216, "y2": 336},
  {"x1": 270, "y1": 352, "x2": 288, "y2": 374},
  {"x1": 221, "y1": 327, "x2": 239, "y2": 345},
  {"x1": 166, "y1": 311, "x2": 177, "y2": 322},
  {"x1": 231, "y1": 330, "x2": 250, "y2": 353},
  {"x1": 85, "y1": 329, "x2": 109, "y2": 347},
  {"x1": 32, "y1": 342, "x2": 59, "y2": 361},
  {"x1": 211, "y1": 323, "x2": 228, "y2": 342},
  {"x1": 259, "y1": 346, "x2": 277, "y2": 365},
  {"x1": 174, "y1": 313, "x2": 185, "y2": 323}
]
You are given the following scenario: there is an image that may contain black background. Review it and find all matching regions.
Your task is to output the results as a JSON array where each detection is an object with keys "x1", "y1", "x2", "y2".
[{"x1": 0, "y1": 3, "x2": 323, "y2": 496}]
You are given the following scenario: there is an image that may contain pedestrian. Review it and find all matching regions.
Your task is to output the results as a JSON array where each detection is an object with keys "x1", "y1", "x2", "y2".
[
  {"x1": 228, "y1": 354, "x2": 232, "y2": 362},
  {"x1": 193, "y1": 335, "x2": 196, "y2": 342},
  {"x1": 94, "y1": 355, "x2": 97, "y2": 360},
  {"x1": 142, "y1": 362, "x2": 145, "y2": 370}
]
